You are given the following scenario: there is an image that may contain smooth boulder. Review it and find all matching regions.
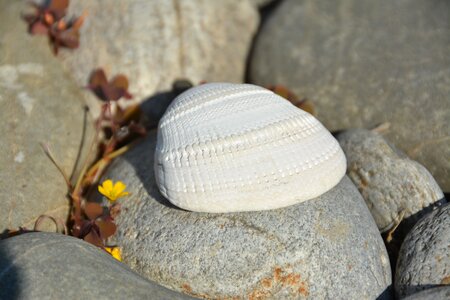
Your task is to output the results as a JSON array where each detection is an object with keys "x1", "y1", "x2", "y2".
[
  {"x1": 337, "y1": 129, "x2": 445, "y2": 233},
  {"x1": 0, "y1": 1, "x2": 94, "y2": 233},
  {"x1": 0, "y1": 232, "x2": 193, "y2": 299},
  {"x1": 61, "y1": 0, "x2": 259, "y2": 114},
  {"x1": 250, "y1": 0, "x2": 450, "y2": 191},
  {"x1": 103, "y1": 131, "x2": 392, "y2": 299},
  {"x1": 395, "y1": 203, "x2": 450, "y2": 298}
]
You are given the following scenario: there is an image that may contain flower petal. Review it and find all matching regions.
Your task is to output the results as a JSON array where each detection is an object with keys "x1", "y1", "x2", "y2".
[
  {"x1": 102, "y1": 179, "x2": 113, "y2": 191},
  {"x1": 111, "y1": 248, "x2": 121, "y2": 261},
  {"x1": 98, "y1": 185, "x2": 108, "y2": 197},
  {"x1": 105, "y1": 247, "x2": 122, "y2": 261},
  {"x1": 113, "y1": 181, "x2": 127, "y2": 195}
]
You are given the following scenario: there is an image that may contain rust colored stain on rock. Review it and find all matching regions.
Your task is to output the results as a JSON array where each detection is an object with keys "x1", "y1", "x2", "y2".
[
  {"x1": 180, "y1": 266, "x2": 309, "y2": 299},
  {"x1": 441, "y1": 276, "x2": 450, "y2": 285},
  {"x1": 261, "y1": 278, "x2": 272, "y2": 289},
  {"x1": 274, "y1": 267, "x2": 282, "y2": 282},
  {"x1": 181, "y1": 283, "x2": 210, "y2": 299},
  {"x1": 181, "y1": 283, "x2": 241, "y2": 300},
  {"x1": 181, "y1": 283, "x2": 192, "y2": 293},
  {"x1": 248, "y1": 266, "x2": 309, "y2": 299}
]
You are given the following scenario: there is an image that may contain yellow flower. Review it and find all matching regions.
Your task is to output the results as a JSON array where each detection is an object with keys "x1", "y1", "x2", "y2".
[
  {"x1": 105, "y1": 246, "x2": 122, "y2": 261},
  {"x1": 98, "y1": 179, "x2": 129, "y2": 202}
]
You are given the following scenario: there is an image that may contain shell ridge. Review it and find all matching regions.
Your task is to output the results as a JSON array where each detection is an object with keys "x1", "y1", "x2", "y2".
[
  {"x1": 161, "y1": 134, "x2": 343, "y2": 190},
  {"x1": 160, "y1": 89, "x2": 273, "y2": 128},
  {"x1": 163, "y1": 150, "x2": 344, "y2": 195},
  {"x1": 165, "y1": 83, "x2": 268, "y2": 114},
  {"x1": 160, "y1": 113, "x2": 322, "y2": 159}
]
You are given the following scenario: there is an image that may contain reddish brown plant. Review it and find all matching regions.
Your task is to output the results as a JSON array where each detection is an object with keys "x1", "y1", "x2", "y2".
[
  {"x1": 23, "y1": 0, "x2": 69, "y2": 34},
  {"x1": 48, "y1": 12, "x2": 86, "y2": 55},
  {"x1": 267, "y1": 85, "x2": 316, "y2": 115},
  {"x1": 22, "y1": 0, "x2": 86, "y2": 55},
  {"x1": 87, "y1": 68, "x2": 133, "y2": 102}
]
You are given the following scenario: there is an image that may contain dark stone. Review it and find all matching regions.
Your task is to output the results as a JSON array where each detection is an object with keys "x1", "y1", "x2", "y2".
[{"x1": 395, "y1": 203, "x2": 450, "y2": 298}]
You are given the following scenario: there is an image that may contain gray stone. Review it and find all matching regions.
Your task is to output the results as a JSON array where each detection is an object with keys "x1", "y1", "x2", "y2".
[
  {"x1": 61, "y1": 0, "x2": 259, "y2": 116},
  {"x1": 0, "y1": 232, "x2": 193, "y2": 299},
  {"x1": 395, "y1": 203, "x2": 450, "y2": 298},
  {"x1": 0, "y1": 1, "x2": 94, "y2": 233},
  {"x1": 103, "y1": 131, "x2": 392, "y2": 299},
  {"x1": 337, "y1": 129, "x2": 445, "y2": 233},
  {"x1": 402, "y1": 286, "x2": 450, "y2": 300},
  {"x1": 249, "y1": 0, "x2": 450, "y2": 191}
]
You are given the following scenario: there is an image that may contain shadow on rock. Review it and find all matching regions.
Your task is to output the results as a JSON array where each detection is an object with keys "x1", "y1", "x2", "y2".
[
  {"x1": 0, "y1": 234, "x2": 24, "y2": 300},
  {"x1": 140, "y1": 79, "x2": 193, "y2": 130},
  {"x1": 121, "y1": 131, "x2": 183, "y2": 211},
  {"x1": 88, "y1": 79, "x2": 193, "y2": 206},
  {"x1": 120, "y1": 80, "x2": 195, "y2": 210},
  {"x1": 396, "y1": 284, "x2": 449, "y2": 299},
  {"x1": 376, "y1": 286, "x2": 393, "y2": 300},
  {"x1": 245, "y1": 0, "x2": 284, "y2": 83}
]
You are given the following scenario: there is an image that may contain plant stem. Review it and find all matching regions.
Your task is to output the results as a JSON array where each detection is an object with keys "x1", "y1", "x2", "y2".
[
  {"x1": 74, "y1": 128, "x2": 98, "y2": 194},
  {"x1": 107, "y1": 100, "x2": 118, "y2": 135},
  {"x1": 84, "y1": 142, "x2": 135, "y2": 184},
  {"x1": 70, "y1": 120, "x2": 101, "y2": 232},
  {"x1": 40, "y1": 143, "x2": 72, "y2": 191}
]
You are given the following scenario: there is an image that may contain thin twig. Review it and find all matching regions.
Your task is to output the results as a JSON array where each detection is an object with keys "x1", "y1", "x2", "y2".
[
  {"x1": 40, "y1": 143, "x2": 72, "y2": 191},
  {"x1": 34, "y1": 214, "x2": 67, "y2": 234},
  {"x1": 69, "y1": 124, "x2": 100, "y2": 228},
  {"x1": 386, "y1": 210, "x2": 406, "y2": 243},
  {"x1": 70, "y1": 105, "x2": 89, "y2": 183},
  {"x1": 107, "y1": 100, "x2": 118, "y2": 136},
  {"x1": 84, "y1": 141, "x2": 135, "y2": 182},
  {"x1": 74, "y1": 128, "x2": 99, "y2": 194},
  {"x1": 371, "y1": 122, "x2": 391, "y2": 134}
]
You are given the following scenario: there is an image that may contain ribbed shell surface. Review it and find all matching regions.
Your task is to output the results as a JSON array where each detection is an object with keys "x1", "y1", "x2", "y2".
[{"x1": 155, "y1": 83, "x2": 346, "y2": 212}]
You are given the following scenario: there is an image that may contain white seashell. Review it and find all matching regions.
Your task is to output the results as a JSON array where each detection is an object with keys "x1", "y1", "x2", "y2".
[{"x1": 154, "y1": 83, "x2": 346, "y2": 213}]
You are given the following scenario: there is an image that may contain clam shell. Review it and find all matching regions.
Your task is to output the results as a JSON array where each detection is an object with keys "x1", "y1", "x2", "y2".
[{"x1": 155, "y1": 83, "x2": 346, "y2": 213}]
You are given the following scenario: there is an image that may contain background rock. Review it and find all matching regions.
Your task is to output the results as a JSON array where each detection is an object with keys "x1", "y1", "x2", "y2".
[
  {"x1": 61, "y1": 0, "x2": 259, "y2": 116},
  {"x1": 337, "y1": 129, "x2": 445, "y2": 233},
  {"x1": 104, "y1": 131, "x2": 392, "y2": 299},
  {"x1": 250, "y1": 0, "x2": 450, "y2": 191},
  {"x1": 0, "y1": 232, "x2": 193, "y2": 299},
  {"x1": 395, "y1": 203, "x2": 450, "y2": 298},
  {"x1": 0, "y1": 1, "x2": 94, "y2": 233}
]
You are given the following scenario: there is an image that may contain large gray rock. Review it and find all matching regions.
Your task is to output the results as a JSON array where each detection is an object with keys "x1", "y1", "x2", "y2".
[
  {"x1": 61, "y1": 0, "x2": 259, "y2": 115},
  {"x1": 250, "y1": 0, "x2": 450, "y2": 191},
  {"x1": 402, "y1": 286, "x2": 450, "y2": 300},
  {"x1": 337, "y1": 129, "x2": 445, "y2": 233},
  {"x1": 395, "y1": 203, "x2": 450, "y2": 298},
  {"x1": 0, "y1": 232, "x2": 193, "y2": 299},
  {"x1": 103, "y1": 131, "x2": 392, "y2": 299},
  {"x1": 0, "y1": 1, "x2": 94, "y2": 233}
]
